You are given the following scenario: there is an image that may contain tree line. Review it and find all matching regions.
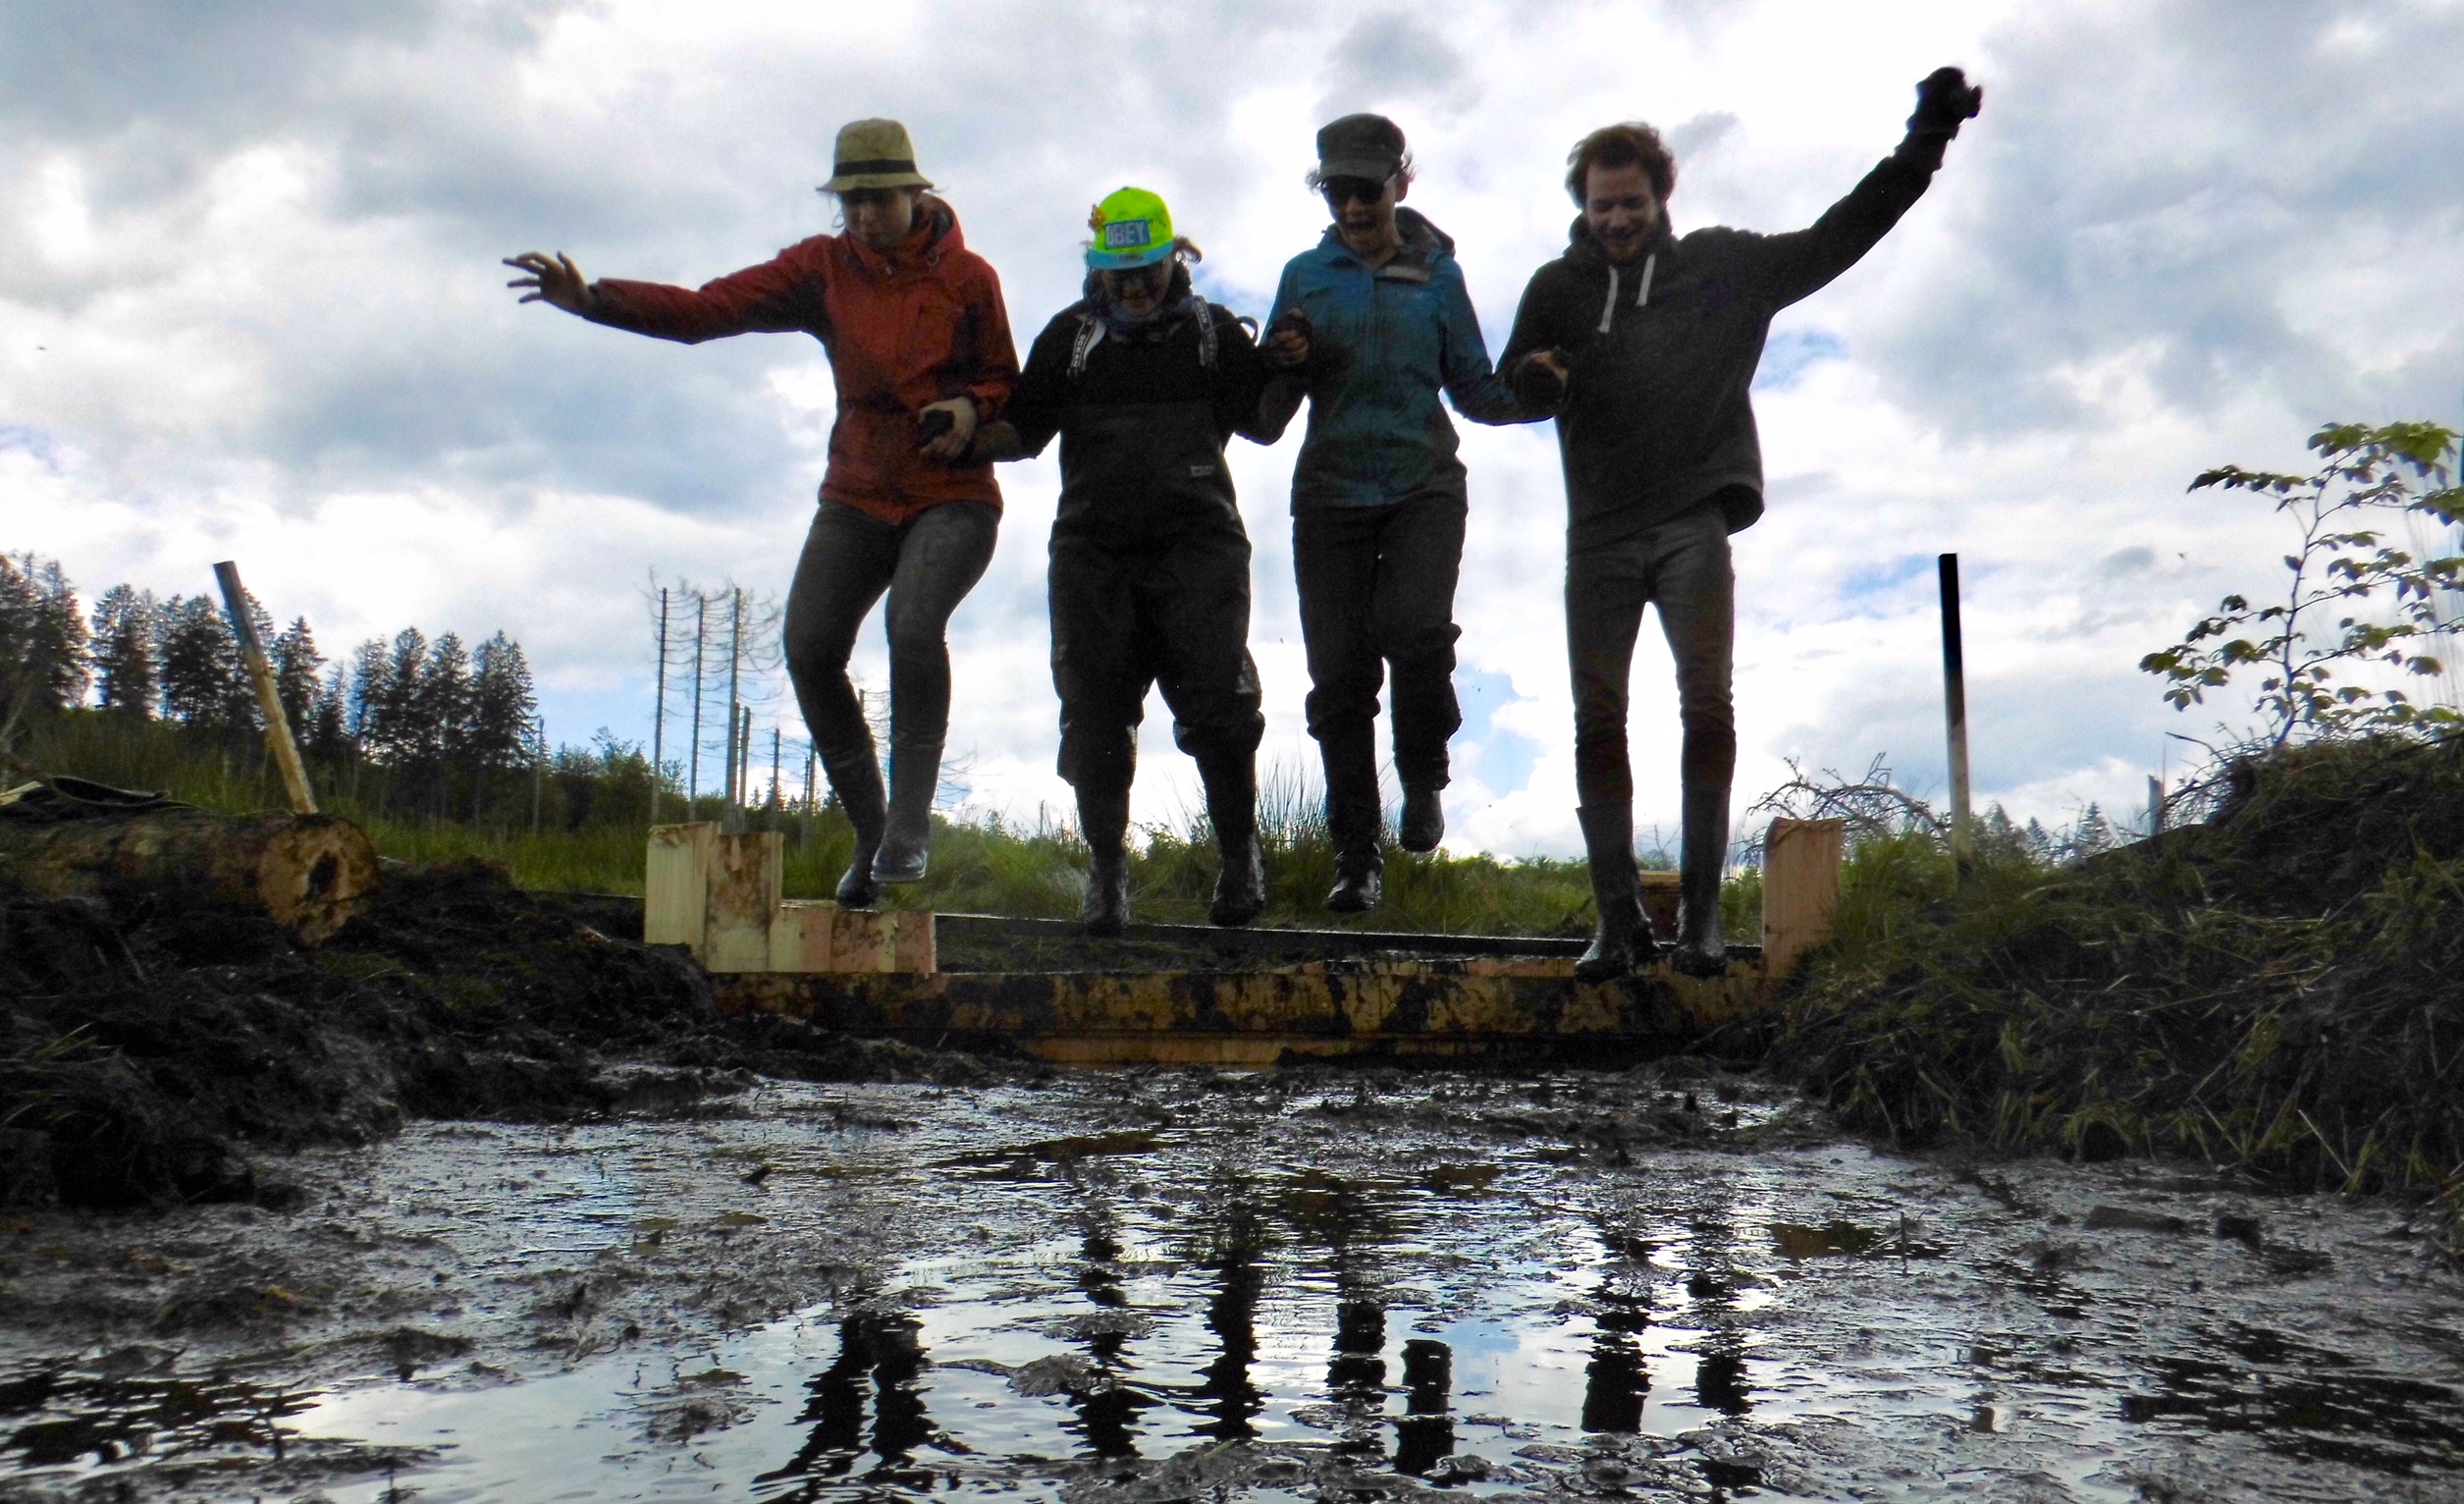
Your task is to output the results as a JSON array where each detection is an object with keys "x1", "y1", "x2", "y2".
[{"x1": 1, "y1": 551, "x2": 558, "y2": 821}]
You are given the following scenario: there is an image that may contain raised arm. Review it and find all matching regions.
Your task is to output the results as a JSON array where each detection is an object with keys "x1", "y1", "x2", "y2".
[{"x1": 1749, "y1": 67, "x2": 1983, "y2": 310}]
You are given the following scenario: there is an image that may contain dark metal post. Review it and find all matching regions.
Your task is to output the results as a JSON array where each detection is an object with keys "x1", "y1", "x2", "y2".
[{"x1": 1938, "y1": 553, "x2": 1974, "y2": 875}]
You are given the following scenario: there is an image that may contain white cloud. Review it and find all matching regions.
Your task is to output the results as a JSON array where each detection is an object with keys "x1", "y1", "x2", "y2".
[{"x1": 4, "y1": 0, "x2": 2460, "y2": 858}]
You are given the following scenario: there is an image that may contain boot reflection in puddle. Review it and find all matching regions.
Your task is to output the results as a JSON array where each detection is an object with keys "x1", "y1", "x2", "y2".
[
  {"x1": 1583, "y1": 1237, "x2": 1654, "y2": 1433},
  {"x1": 1694, "y1": 1333, "x2": 1751, "y2": 1418},
  {"x1": 762, "y1": 1310, "x2": 936, "y2": 1484},
  {"x1": 1329, "y1": 1298, "x2": 1389, "y2": 1459},
  {"x1": 1191, "y1": 1203, "x2": 1267, "y2": 1440},
  {"x1": 1393, "y1": 1338, "x2": 1454, "y2": 1476},
  {"x1": 1068, "y1": 1210, "x2": 1154, "y2": 1458}
]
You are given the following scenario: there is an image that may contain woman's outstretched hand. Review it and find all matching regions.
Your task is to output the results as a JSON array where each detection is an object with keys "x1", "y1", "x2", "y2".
[{"x1": 503, "y1": 251, "x2": 596, "y2": 316}]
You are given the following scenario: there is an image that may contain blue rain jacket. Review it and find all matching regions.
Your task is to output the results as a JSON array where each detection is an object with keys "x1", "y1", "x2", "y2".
[{"x1": 1261, "y1": 208, "x2": 1531, "y2": 510}]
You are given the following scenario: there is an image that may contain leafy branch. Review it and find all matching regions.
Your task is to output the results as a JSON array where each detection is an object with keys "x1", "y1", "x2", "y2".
[{"x1": 2141, "y1": 420, "x2": 2464, "y2": 745}]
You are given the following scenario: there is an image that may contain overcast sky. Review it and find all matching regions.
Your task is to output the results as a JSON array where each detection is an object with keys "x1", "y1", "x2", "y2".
[{"x1": 6, "y1": 0, "x2": 2461, "y2": 857}]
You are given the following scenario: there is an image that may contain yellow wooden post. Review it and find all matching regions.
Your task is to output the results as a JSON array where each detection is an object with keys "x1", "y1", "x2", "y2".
[{"x1": 1762, "y1": 818, "x2": 1845, "y2": 978}]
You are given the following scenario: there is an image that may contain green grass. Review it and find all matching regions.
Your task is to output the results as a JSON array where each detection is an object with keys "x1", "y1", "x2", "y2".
[{"x1": 11, "y1": 706, "x2": 1650, "y2": 935}]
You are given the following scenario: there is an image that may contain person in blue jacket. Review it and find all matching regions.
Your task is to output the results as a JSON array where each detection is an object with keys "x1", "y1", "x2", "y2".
[{"x1": 1261, "y1": 113, "x2": 1535, "y2": 913}]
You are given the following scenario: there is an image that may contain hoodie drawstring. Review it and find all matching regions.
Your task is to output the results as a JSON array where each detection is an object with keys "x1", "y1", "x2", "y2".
[{"x1": 1595, "y1": 251, "x2": 1656, "y2": 334}]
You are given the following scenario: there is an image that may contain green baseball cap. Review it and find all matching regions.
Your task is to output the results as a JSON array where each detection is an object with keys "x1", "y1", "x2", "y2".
[{"x1": 1086, "y1": 187, "x2": 1177, "y2": 270}]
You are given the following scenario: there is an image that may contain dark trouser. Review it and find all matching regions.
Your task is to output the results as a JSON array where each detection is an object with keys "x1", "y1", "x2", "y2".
[
  {"x1": 1049, "y1": 518, "x2": 1264, "y2": 793},
  {"x1": 1293, "y1": 491, "x2": 1467, "y2": 847},
  {"x1": 1567, "y1": 501, "x2": 1736, "y2": 933},
  {"x1": 783, "y1": 499, "x2": 999, "y2": 779},
  {"x1": 1567, "y1": 501, "x2": 1736, "y2": 807}
]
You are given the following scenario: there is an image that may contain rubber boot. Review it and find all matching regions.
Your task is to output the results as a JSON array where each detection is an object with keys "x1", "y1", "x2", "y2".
[
  {"x1": 1672, "y1": 780, "x2": 1731, "y2": 979},
  {"x1": 823, "y1": 746, "x2": 886, "y2": 908},
  {"x1": 1398, "y1": 782, "x2": 1445, "y2": 853},
  {"x1": 1202, "y1": 757, "x2": 1266, "y2": 928},
  {"x1": 1078, "y1": 780, "x2": 1133, "y2": 938},
  {"x1": 872, "y1": 738, "x2": 940, "y2": 885},
  {"x1": 1576, "y1": 803, "x2": 1651, "y2": 980},
  {"x1": 1321, "y1": 736, "x2": 1384, "y2": 915}
]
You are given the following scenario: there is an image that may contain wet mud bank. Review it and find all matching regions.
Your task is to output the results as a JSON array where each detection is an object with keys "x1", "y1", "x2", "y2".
[
  {"x1": 0, "y1": 858, "x2": 1030, "y2": 1211},
  {"x1": 2, "y1": 1067, "x2": 2459, "y2": 1502}
]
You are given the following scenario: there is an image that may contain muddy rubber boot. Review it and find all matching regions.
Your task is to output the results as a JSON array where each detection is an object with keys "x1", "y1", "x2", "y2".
[
  {"x1": 1078, "y1": 780, "x2": 1133, "y2": 938},
  {"x1": 1202, "y1": 758, "x2": 1266, "y2": 928},
  {"x1": 1576, "y1": 802, "x2": 1651, "y2": 980},
  {"x1": 1326, "y1": 844, "x2": 1383, "y2": 914},
  {"x1": 1322, "y1": 736, "x2": 1384, "y2": 914},
  {"x1": 1398, "y1": 782, "x2": 1445, "y2": 853},
  {"x1": 872, "y1": 738, "x2": 940, "y2": 885},
  {"x1": 823, "y1": 747, "x2": 886, "y2": 908},
  {"x1": 1672, "y1": 780, "x2": 1731, "y2": 979}
]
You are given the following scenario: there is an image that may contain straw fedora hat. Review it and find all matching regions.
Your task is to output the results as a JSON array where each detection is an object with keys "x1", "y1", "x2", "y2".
[{"x1": 820, "y1": 119, "x2": 935, "y2": 193}]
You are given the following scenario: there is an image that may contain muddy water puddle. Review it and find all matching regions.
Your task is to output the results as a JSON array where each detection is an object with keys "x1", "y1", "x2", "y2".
[{"x1": 4, "y1": 1071, "x2": 2461, "y2": 1501}]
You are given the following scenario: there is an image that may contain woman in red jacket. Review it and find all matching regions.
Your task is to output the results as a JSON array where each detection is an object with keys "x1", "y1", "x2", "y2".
[{"x1": 507, "y1": 120, "x2": 1018, "y2": 903}]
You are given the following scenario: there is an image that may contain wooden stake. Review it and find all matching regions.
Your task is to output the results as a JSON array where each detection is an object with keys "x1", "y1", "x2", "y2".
[{"x1": 212, "y1": 562, "x2": 317, "y2": 815}]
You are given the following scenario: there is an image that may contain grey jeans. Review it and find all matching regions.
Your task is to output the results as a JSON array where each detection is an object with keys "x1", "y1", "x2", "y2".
[
  {"x1": 782, "y1": 500, "x2": 999, "y2": 763},
  {"x1": 1566, "y1": 500, "x2": 1736, "y2": 808}
]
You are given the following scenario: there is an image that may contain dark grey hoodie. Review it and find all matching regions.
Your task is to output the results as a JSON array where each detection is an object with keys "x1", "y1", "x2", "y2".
[{"x1": 1500, "y1": 135, "x2": 1951, "y2": 553}]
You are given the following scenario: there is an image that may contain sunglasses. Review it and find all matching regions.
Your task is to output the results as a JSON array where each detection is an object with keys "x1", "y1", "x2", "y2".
[
  {"x1": 1320, "y1": 176, "x2": 1392, "y2": 207},
  {"x1": 839, "y1": 188, "x2": 903, "y2": 208}
]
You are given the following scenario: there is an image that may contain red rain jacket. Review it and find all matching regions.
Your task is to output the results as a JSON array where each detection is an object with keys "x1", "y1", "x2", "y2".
[{"x1": 588, "y1": 196, "x2": 1018, "y2": 524}]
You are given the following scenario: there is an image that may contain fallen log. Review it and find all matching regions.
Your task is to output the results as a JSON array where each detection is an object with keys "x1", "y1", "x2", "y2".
[{"x1": 0, "y1": 785, "x2": 379, "y2": 944}]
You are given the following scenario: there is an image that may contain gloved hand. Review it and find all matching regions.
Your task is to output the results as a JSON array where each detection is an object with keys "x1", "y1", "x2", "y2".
[
  {"x1": 1514, "y1": 349, "x2": 1572, "y2": 411},
  {"x1": 1908, "y1": 66, "x2": 1983, "y2": 137}
]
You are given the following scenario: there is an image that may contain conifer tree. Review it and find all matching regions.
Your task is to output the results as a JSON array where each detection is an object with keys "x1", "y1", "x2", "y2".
[
  {"x1": 157, "y1": 595, "x2": 253, "y2": 730},
  {"x1": 269, "y1": 617, "x2": 324, "y2": 731},
  {"x1": 0, "y1": 553, "x2": 91, "y2": 716},
  {"x1": 468, "y1": 631, "x2": 538, "y2": 771},
  {"x1": 89, "y1": 584, "x2": 159, "y2": 717}
]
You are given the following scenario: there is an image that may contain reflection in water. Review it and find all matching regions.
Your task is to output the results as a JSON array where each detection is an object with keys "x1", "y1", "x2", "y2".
[
  {"x1": 1695, "y1": 1335, "x2": 1751, "y2": 1418},
  {"x1": 1583, "y1": 1220, "x2": 1655, "y2": 1433},
  {"x1": 1394, "y1": 1338, "x2": 1454, "y2": 1476},
  {"x1": 760, "y1": 1310, "x2": 934, "y2": 1492},
  {"x1": 1067, "y1": 1199, "x2": 1156, "y2": 1457},
  {"x1": 1191, "y1": 1202, "x2": 1267, "y2": 1441}
]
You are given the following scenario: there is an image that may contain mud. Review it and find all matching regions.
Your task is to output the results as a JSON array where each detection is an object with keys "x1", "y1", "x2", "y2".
[
  {"x1": 3, "y1": 1066, "x2": 2459, "y2": 1502},
  {"x1": 0, "y1": 860, "x2": 1032, "y2": 1211}
]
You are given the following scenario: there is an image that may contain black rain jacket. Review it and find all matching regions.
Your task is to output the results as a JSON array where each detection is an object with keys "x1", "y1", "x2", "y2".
[
  {"x1": 1006, "y1": 276, "x2": 1276, "y2": 546},
  {"x1": 1500, "y1": 135, "x2": 1951, "y2": 553}
]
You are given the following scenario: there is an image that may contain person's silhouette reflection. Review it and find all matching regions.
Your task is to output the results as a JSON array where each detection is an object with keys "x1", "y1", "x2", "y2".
[
  {"x1": 1192, "y1": 1202, "x2": 1267, "y2": 1439},
  {"x1": 1582, "y1": 1224, "x2": 1654, "y2": 1433},
  {"x1": 1068, "y1": 1211, "x2": 1154, "y2": 1457},
  {"x1": 761, "y1": 1309, "x2": 936, "y2": 1489}
]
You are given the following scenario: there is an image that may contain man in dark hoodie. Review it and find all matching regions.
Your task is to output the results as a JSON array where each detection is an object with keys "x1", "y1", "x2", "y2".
[
  {"x1": 1501, "y1": 68, "x2": 1983, "y2": 979},
  {"x1": 1261, "y1": 114, "x2": 1534, "y2": 914},
  {"x1": 969, "y1": 188, "x2": 1297, "y2": 935}
]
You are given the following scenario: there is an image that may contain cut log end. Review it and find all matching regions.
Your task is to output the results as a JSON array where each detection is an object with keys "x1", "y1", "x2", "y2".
[{"x1": 254, "y1": 816, "x2": 382, "y2": 944}]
